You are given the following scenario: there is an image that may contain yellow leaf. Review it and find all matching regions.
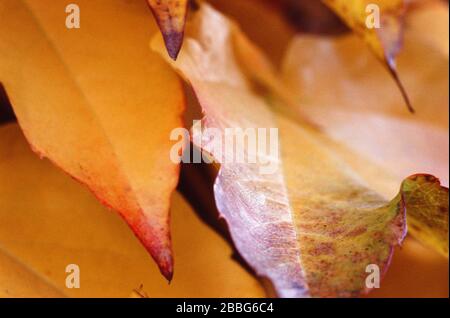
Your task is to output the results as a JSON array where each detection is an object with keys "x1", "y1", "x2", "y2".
[
  {"x1": 402, "y1": 175, "x2": 449, "y2": 257},
  {"x1": 0, "y1": 0, "x2": 185, "y2": 279},
  {"x1": 0, "y1": 245, "x2": 65, "y2": 298},
  {"x1": 281, "y1": 2, "x2": 449, "y2": 187},
  {"x1": 322, "y1": 0, "x2": 413, "y2": 112},
  {"x1": 0, "y1": 123, "x2": 264, "y2": 298}
]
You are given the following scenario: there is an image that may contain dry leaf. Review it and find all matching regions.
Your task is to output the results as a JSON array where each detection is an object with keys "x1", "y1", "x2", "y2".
[
  {"x1": 281, "y1": 2, "x2": 449, "y2": 187},
  {"x1": 147, "y1": 0, "x2": 189, "y2": 59},
  {"x1": 0, "y1": 245, "x2": 64, "y2": 298},
  {"x1": 402, "y1": 175, "x2": 449, "y2": 257},
  {"x1": 279, "y1": 115, "x2": 448, "y2": 296},
  {"x1": 209, "y1": 0, "x2": 296, "y2": 66},
  {"x1": 153, "y1": 4, "x2": 308, "y2": 297},
  {"x1": 0, "y1": 123, "x2": 264, "y2": 298},
  {"x1": 0, "y1": 0, "x2": 185, "y2": 280},
  {"x1": 1, "y1": 0, "x2": 447, "y2": 299},
  {"x1": 322, "y1": 0, "x2": 413, "y2": 112},
  {"x1": 152, "y1": 3, "x2": 449, "y2": 297}
]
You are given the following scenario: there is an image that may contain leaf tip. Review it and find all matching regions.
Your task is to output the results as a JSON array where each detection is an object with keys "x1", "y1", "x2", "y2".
[
  {"x1": 162, "y1": 267, "x2": 174, "y2": 283},
  {"x1": 155, "y1": 249, "x2": 174, "y2": 282},
  {"x1": 163, "y1": 31, "x2": 184, "y2": 60},
  {"x1": 147, "y1": 0, "x2": 188, "y2": 60},
  {"x1": 387, "y1": 60, "x2": 415, "y2": 114}
]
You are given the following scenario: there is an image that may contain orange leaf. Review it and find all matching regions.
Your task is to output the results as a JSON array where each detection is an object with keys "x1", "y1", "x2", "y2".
[
  {"x1": 0, "y1": 124, "x2": 264, "y2": 297},
  {"x1": 0, "y1": 245, "x2": 64, "y2": 298},
  {"x1": 0, "y1": 0, "x2": 185, "y2": 280}
]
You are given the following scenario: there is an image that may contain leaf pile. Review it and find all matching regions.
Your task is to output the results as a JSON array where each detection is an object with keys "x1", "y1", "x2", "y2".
[
  {"x1": 152, "y1": 3, "x2": 448, "y2": 297},
  {"x1": 0, "y1": 0, "x2": 448, "y2": 298}
]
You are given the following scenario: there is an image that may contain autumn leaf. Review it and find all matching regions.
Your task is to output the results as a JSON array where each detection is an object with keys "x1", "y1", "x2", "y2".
[
  {"x1": 281, "y1": 1, "x2": 449, "y2": 187},
  {"x1": 0, "y1": 123, "x2": 264, "y2": 297},
  {"x1": 402, "y1": 175, "x2": 449, "y2": 257},
  {"x1": 142, "y1": 0, "x2": 431, "y2": 112},
  {"x1": 0, "y1": 245, "x2": 64, "y2": 298},
  {"x1": 209, "y1": 0, "x2": 296, "y2": 66},
  {"x1": 0, "y1": 0, "x2": 185, "y2": 280},
  {"x1": 322, "y1": 0, "x2": 414, "y2": 112},
  {"x1": 1, "y1": 124, "x2": 445, "y2": 298},
  {"x1": 147, "y1": 0, "x2": 189, "y2": 60},
  {"x1": 0, "y1": 0, "x2": 447, "y2": 299},
  {"x1": 241, "y1": 0, "x2": 450, "y2": 258},
  {"x1": 152, "y1": 3, "x2": 448, "y2": 297}
]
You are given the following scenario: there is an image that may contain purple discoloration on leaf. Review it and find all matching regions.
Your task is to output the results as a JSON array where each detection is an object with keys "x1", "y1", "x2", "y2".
[
  {"x1": 153, "y1": 3, "x2": 448, "y2": 298},
  {"x1": 147, "y1": 0, "x2": 189, "y2": 60}
]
